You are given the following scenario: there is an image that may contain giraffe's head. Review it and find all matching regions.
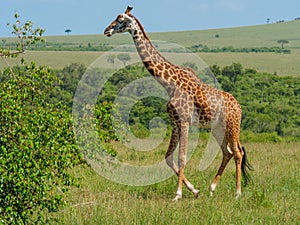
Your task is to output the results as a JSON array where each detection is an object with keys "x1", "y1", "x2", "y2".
[{"x1": 104, "y1": 6, "x2": 135, "y2": 37}]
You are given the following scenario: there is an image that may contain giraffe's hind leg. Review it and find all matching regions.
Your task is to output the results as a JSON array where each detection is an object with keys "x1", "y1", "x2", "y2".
[
  {"x1": 232, "y1": 141, "x2": 244, "y2": 199},
  {"x1": 211, "y1": 140, "x2": 244, "y2": 199},
  {"x1": 210, "y1": 141, "x2": 233, "y2": 196},
  {"x1": 165, "y1": 124, "x2": 199, "y2": 200}
]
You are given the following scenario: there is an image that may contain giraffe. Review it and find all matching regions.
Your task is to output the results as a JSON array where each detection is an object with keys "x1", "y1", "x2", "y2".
[{"x1": 104, "y1": 6, "x2": 253, "y2": 201}]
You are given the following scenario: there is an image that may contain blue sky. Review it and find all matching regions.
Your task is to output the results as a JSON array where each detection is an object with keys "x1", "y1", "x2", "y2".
[{"x1": 1, "y1": 0, "x2": 299, "y2": 36}]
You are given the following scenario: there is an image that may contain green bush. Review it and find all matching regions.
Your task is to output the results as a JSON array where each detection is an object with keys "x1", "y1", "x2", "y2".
[
  {"x1": 0, "y1": 61, "x2": 83, "y2": 224},
  {"x1": 241, "y1": 131, "x2": 283, "y2": 143},
  {"x1": 130, "y1": 123, "x2": 151, "y2": 139}
]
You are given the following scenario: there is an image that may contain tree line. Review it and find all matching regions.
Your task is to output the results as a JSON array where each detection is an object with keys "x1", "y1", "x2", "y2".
[
  {"x1": 43, "y1": 62, "x2": 299, "y2": 141},
  {"x1": 188, "y1": 44, "x2": 291, "y2": 54}
]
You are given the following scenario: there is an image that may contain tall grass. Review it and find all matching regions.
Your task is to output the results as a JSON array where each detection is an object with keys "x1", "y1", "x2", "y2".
[{"x1": 50, "y1": 142, "x2": 299, "y2": 224}]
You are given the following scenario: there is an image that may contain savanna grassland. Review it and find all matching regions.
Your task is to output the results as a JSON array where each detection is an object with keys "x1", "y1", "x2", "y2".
[
  {"x1": 49, "y1": 20, "x2": 299, "y2": 224},
  {"x1": 52, "y1": 142, "x2": 300, "y2": 225},
  {"x1": 1, "y1": 18, "x2": 299, "y2": 224}
]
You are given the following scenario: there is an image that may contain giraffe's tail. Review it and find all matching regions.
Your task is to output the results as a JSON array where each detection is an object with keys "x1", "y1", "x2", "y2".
[{"x1": 241, "y1": 146, "x2": 254, "y2": 185}]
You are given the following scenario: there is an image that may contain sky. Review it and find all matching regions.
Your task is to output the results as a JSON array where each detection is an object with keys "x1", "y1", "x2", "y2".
[{"x1": 1, "y1": 0, "x2": 299, "y2": 36}]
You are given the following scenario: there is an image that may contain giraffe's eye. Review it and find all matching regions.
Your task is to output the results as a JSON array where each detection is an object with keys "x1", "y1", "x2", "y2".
[{"x1": 118, "y1": 19, "x2": 125, "y2": 24}]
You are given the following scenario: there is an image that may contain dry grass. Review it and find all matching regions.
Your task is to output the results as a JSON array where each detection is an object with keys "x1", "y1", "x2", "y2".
[
  {"x1": 49, "y1": 142, "x2": 300, "y2": 224},
  {"x1": 1, "y1": 50, "x2": 299, "y2": 77}
]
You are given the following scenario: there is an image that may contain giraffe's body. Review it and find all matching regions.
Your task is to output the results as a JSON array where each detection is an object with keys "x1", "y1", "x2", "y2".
[{"x1": 104, "y1": 6, "x2": 252, "y2": 200}]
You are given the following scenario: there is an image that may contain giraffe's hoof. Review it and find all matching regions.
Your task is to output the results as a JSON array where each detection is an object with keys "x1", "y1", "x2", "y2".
[
  {"x1": 210, "y1": 183, "x2": 216, "y2": 197},
  {"x1": 172, "y1": 194, "x2": 182, "y2": 202},
  {"x1": 193, "y1": 189, "x2": 200, "y2": 198},
  {"x1": 235, "y1": 191, "x2": 241, "y2": 200}
]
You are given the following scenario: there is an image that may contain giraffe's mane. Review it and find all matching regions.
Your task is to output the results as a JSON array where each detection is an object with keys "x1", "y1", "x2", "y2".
[{"x1": 132, "y1": 15, "x2": 150, "y2": 40}]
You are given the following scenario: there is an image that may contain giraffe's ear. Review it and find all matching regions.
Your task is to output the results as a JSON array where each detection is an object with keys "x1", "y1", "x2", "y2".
[{"x1": 125, "y1": 5, "x2": 133, "y2": 15}]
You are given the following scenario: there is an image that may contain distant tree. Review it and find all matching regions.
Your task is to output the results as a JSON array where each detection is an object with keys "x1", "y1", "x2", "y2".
[
  {"x1": 266, "y1": 18, "x2": 270, "y2": 24},
  {"x1": 215, "y1": 34, "x2": 220, "y2": 38},
  {"x1": 117, "y1": 53, "x2": 131, "y2": 66},
  {"x1": 276, "y1": 121, "x2": 284, "y2": 136},
  {"x1": 277, "y1": 39, "x2": 289, "y2": 49},
  {"x1": 210, "y1": 64, "x2": 221, "y2": 76},
  {"x1": 107, "y1": 54, "x2": 116, "y2": 66},
  {"x1": 65, "y1": 29, "x2": 72, "y2": 35},
  {"x1": 221, "y1": 62, "x2": 244, "y2": 84}
]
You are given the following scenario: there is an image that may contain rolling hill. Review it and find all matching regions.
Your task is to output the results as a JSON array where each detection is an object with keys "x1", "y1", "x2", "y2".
[
  {"x1": 1, "y1": 20, "x2": 300, "y2": 75},
  {"x1": 38, "y1": 20, "x2": 300, "y2": 49}
]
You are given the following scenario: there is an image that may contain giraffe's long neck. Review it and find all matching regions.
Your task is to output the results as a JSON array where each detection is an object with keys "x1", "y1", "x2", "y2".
[
  {"x1": 129, "y1": 17, "x2": 204, "y2": 97},
  {"x1": 130, "y1": 17, "x2": 172, "y2": 77}
]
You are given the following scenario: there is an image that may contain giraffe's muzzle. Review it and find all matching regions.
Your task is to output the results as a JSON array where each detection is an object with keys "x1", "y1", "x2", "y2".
[{"x1": 104, "y1": 28, "x2": 113, "y2": 37}]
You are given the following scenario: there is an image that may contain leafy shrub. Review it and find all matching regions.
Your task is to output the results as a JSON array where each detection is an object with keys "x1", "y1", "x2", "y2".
[
  {"x1": 0, "y1": 13, "x2": 85, "y2": 221},
  {"x1": 241, "y1": 131, "x2": 283, "y2": 143},
  {"x1": 130, "y1": 123, "x2": 151, "y2": 139},
  {"x1": 0, "y1": 61, "x2": 84, "y2": 224}
]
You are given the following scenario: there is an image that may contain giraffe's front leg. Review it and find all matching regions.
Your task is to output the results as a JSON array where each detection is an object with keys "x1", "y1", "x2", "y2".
[
  {"x1": 166, "y1": 153, "x2": 200, "y2": 200},
  {"x1": 173, "y1": 121, "x2": 190, "y2": 201},
  {"x1": 165, "y1": 108, "x2": 199, "y2": 200}
]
